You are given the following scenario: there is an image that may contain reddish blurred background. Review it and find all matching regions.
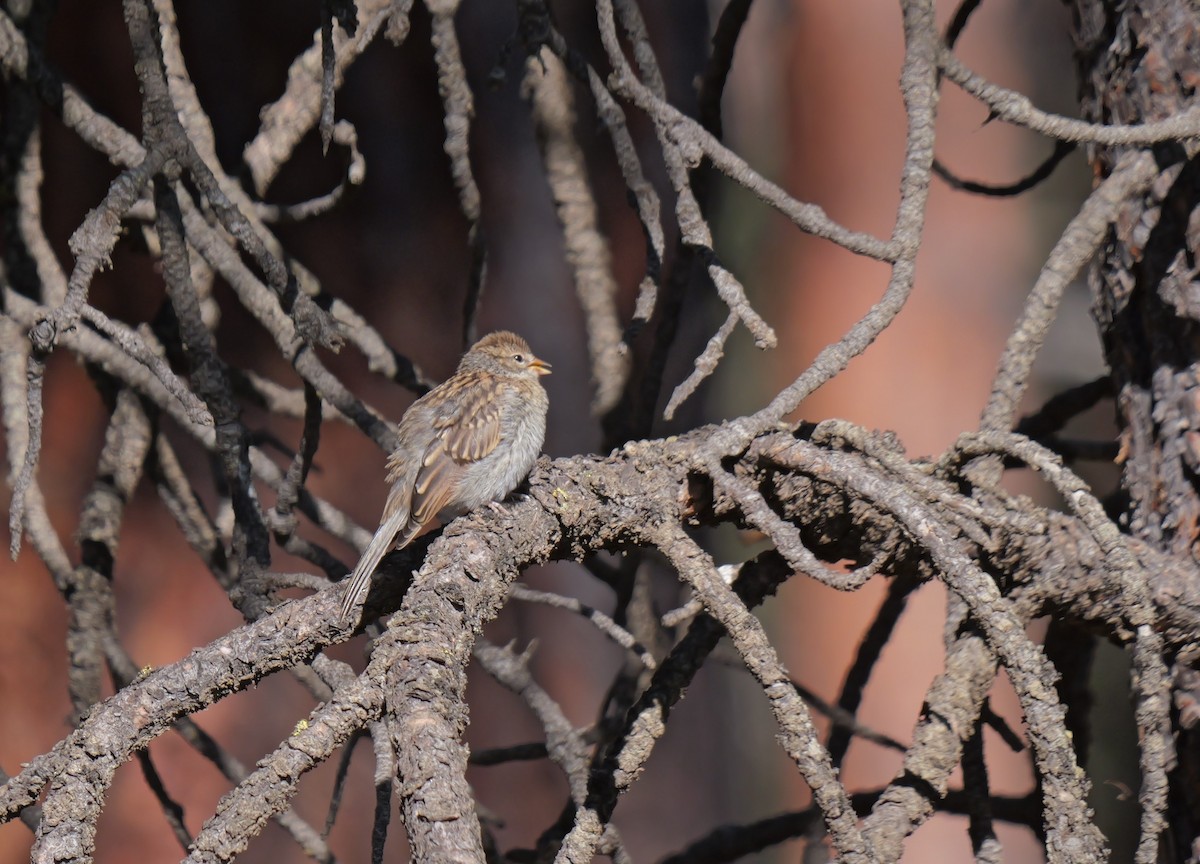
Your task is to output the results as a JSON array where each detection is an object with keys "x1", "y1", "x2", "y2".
[{"x1": 1, "y1": 1, "x2": 1135, "y2": 862}]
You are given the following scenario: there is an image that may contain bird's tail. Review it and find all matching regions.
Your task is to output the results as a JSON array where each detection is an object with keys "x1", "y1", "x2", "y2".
[{"x1": 340, "y1": 507, "x2": 408, "y2": 623}]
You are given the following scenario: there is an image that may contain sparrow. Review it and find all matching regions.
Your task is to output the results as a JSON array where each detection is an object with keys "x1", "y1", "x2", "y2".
[{"x1": 339, "y1": 331, "x2": 551, "y2": 622}]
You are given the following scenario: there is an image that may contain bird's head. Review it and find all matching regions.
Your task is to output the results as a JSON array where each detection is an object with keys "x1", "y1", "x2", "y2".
[{"x1": 461, "y1": 331, "x2": 552, "y2": 379}]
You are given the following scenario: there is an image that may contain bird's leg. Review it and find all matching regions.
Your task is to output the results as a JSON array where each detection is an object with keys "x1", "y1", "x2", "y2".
[{"x1": 487, "y1": 488, "x2": 533, "y2": 514}]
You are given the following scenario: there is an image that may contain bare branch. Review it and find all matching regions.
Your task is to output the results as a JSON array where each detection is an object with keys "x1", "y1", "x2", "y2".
[
  {"x1": 979, "y1": 151, "x2": 1157, "y2": 434},
  {"x1": 940, "y1": 46, "x2": 1200, "y2": 145},
  {"x1": 527, "y1": 50, "x2": 629, "y2": 414}
]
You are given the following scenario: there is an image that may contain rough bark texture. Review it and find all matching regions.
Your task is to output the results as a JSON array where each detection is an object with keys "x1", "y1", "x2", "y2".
[{"x1": 1073, "y1": 1, "x2": 1200, "y2": 859}]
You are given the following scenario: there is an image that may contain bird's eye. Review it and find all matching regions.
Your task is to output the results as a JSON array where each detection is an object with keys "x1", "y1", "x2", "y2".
[{"x1": 512, "y1": 353, "x2": 525, "y2": 364}]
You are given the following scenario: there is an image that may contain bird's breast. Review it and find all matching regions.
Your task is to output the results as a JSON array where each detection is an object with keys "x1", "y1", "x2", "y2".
[{"x1": 442, "y1": 390, "x2": 547, "y2": 516}]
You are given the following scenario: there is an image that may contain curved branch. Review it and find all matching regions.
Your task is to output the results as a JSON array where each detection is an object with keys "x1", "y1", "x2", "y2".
[{"x1": 940, "y1": 47, "x2": 1200, "y2": 145}]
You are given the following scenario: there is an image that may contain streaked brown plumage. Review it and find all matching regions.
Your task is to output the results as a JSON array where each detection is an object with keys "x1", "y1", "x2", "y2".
[{"x1": 339, "y1": 331, "x2": 550, "y2": 622}]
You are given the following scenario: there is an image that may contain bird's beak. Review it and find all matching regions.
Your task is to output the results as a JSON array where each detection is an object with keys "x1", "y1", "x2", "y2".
[{"x1": 529, "y1": 357, "x2": 552, "y2": 376}]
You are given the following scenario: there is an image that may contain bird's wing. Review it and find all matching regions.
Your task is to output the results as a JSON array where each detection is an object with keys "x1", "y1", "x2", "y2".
[
  {"x1": 340, "y1": 374, "x2": 507, "y2": 624},
  {"x1": 409, "y1": 373, "x2": 506, "y2": 526}
]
